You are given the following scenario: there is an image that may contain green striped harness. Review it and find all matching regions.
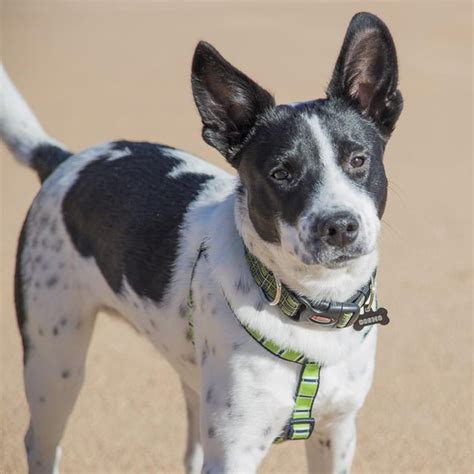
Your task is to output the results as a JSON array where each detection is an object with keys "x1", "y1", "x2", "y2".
[{"x1": 187, "y1": 245, "x2": 379, "y2": 443}]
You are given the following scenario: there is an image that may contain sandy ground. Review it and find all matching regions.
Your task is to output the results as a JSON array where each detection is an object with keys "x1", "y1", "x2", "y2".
[{"x1": 1, "y1": 1, "x2": 472, "y2": 473}]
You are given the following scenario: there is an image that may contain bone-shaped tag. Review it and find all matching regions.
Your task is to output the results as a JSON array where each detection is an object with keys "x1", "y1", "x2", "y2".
[{"x1": 353, "y1": 307, "x2": 390, "y2": 331}]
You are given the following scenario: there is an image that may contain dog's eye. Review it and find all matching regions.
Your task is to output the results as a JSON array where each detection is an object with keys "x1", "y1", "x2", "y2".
[
  {"x1": 350, "y1": 155, "x2": 366, "y2": 168},
  {"x1": 270, "y1": 168, "x2": 290, "y2": 181}
]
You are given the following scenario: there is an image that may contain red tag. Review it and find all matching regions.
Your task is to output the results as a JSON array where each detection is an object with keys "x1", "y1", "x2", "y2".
[{"x1": 310, "y1": 315, "x2": 332, "y2": 324}]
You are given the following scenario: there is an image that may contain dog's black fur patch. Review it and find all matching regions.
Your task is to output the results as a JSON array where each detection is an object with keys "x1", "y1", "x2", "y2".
[
  {"x1": 31, "y1": 144, "x2": 73, "y2": 183},
  {"x1": 62, "y1": 141, "x2": 213, "y2": 302}
]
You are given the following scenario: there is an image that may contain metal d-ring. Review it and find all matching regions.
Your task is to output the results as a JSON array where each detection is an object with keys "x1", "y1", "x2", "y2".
[{"x1": 268, "y1": 275, "x2": 282, "y2": 306}]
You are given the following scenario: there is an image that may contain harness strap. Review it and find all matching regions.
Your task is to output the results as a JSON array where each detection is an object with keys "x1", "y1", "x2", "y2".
[
  {"x1": 275, "y1": 362, "x2": 320, "y2": 442},
  {"x1": 186, "y1": 244, "x2": 207, "y2": 343}
]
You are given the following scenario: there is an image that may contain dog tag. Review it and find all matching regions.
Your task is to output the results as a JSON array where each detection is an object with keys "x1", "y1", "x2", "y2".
[{"x1": 353, "y1": 307, "x2": 390, "y2": 331}]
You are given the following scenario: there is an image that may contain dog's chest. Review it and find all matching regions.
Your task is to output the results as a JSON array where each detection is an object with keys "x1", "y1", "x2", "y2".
[{"x1": 311, "y1": 335, "x2": 377, "y2": 427}]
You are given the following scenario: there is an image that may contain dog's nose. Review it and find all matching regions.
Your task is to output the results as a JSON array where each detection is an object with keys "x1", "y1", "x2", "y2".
[{"x1": 316, "y1": 212, "x2": 359, "y2": 247}]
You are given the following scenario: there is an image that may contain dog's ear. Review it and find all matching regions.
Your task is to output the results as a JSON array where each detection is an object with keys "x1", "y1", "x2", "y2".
[
  {"x1": 327, "y1": 12, "x2": 403, "y2": 137},
  {"x1": 192, "y1": 41, "x2": 275, "y2": 161}
]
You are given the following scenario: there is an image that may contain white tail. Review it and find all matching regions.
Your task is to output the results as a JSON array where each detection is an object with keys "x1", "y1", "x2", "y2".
[{"x1": 0, "y1": 65, "x2": 65, "y2": 166}]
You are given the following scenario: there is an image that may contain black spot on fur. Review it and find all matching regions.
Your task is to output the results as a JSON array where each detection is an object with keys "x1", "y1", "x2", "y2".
[
  {"x1": 15, "y1": 215, "x2": 30, "y2": 364},
  {"x1": 62, "y1": 141, "x2": 213, "y2": 303},
  {"x1": 232, "y1": 342, "x2": 242, "y2": 351},
  {"x1": 31, "y1": 144, "x2": 73, "y2": 183},
  {"x1": 178, "y1": 304, "x2": 187, "y2": 319},
  {"x1": 38, "y1": 328, "x2": 44, "y2": 336},
  {"x1": 46, "y1": 275, "x2": 58, "y2": 288},
  {"x1": 60, "y1": 318, "x2": 68, "y2": 327},
  {"x1": 61, "y1": 370, "x2": 70, "y2": 379},
  {"x1": 236, "y1": 277, "x2": 251, "y2": 294},
  {"x1": 201, "y1": 340, "x2": 210, "y2": 365},
  {"x1": 208, "y1": 426, "x2": 215, "y2": 438},
  {"x1": 182, "y1": 354, "x2": 196, "y2": 365},
  {"x1": 51, "y1": 240, "x2": 63, "y2": 252},
  {"x1": 39, "y1": 396, "x2": 46, "y2": 403},
  {"x1": 53, "y1": 326, "x2": 59, "y2": 336},
  {"x1": 206, "y1": 387, "x2": 214, "y2": 404}
]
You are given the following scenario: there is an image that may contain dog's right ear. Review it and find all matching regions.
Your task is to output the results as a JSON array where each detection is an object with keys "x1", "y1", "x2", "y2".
[{"x1": 191, "y1": 41, "x2": 275, "y2": 162}]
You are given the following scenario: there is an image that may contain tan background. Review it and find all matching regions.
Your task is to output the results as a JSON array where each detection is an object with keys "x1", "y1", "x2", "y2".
[{"x1": 1, "y1": 1, "x2": 472, "y2": 473}]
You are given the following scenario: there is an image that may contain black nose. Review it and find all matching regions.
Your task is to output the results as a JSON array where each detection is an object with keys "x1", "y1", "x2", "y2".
[{"x1": 316, "y1": 212, "x2": 359, "y2": 247}]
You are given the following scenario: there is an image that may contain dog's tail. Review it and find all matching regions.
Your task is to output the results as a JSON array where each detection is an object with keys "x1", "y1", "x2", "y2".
[{"x1": 0, "y1": 65, "x2": 72, "y2": 182}]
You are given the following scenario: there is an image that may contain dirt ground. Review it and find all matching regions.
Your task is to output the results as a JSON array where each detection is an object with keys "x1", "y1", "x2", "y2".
[{"x1": 1, "y1": 1, "x2": 472, "y2": 473}]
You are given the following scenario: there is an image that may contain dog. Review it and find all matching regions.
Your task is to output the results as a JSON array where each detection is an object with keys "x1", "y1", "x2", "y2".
[{"x1": 1, "y1": 11, "x2": 402, "y2": 474}]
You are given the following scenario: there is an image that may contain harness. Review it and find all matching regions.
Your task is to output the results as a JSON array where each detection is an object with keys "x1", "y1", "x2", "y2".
[{"x1": 187, "y1": 244, "x2": 388, "y2": 443}]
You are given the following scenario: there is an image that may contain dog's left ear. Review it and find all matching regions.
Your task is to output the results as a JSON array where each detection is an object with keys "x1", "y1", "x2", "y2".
[
  {"x1": 192, "y1": 41, "x2": 275, "y2": 162},
  {"x1": 327, "y1": 12, "x2": 403, "y2": 137}
]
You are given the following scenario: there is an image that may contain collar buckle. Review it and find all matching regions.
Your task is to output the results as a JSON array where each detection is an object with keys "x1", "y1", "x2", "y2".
[{"x1": 299, "y1": 297, "x2": 361, "y2": 328}]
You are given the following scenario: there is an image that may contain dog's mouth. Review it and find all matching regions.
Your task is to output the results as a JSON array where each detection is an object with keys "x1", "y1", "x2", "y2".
[{"x1": 323, "y1": 255, "x2": 357, "y2": 269}]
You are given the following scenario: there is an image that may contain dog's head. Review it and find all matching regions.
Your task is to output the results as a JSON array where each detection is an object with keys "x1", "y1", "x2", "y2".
[{"x1": 192, "y1": 12, "x2": 402, "y2": 269}]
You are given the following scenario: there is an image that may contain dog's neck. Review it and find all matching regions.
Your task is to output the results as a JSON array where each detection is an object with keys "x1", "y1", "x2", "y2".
[{"x1": 234, "y1": 186, "x2": 378, "y2": 303}]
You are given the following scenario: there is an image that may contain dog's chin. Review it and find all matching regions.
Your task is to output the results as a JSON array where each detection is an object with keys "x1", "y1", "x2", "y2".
[{"x1": 322, "y1": 255, "x2": 360, "y2": 269}]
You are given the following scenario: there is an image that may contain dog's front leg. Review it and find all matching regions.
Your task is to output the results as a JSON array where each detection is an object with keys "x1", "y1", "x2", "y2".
[
  {"x1": 197, "y1": 345, "x2": 296, "y2": 474},
  {"x1": 182, "y1": 382, "x2": 204, "y2": 474},
  {"x1": 305, "y1": 414, "x2": 357, "y2": 474},
  {"x1": 198, "y1": 372, "x2": 276, "y2": 474}
]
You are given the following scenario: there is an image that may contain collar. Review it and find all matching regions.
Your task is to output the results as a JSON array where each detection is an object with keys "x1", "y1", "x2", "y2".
[{"x1": 245, "y1": 250, "x2": 387, "y2": 331}]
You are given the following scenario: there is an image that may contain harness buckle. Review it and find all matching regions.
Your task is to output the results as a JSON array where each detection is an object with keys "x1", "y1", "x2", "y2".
[{"x1": 286, "y1": 418, "x2": 315, "y2": 440}]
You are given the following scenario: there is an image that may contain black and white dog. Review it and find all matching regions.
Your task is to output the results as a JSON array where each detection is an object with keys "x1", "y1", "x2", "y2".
[{"x1": 1, "y1": 12, "x2": 402, "y2": 474}]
